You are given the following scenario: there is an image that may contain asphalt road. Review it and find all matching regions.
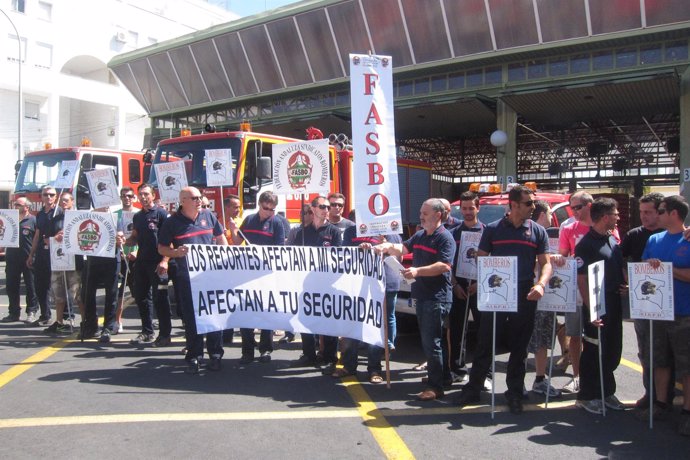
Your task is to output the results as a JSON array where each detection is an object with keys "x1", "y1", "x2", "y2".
[{"x1": 1, "y1": 260, "x2": 689, "y2": 459}]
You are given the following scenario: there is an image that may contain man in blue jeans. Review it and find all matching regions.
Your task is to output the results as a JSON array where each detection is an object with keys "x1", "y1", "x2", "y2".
[{"x1": 375, "y1": 198, "x2": 455, "y2": 401}]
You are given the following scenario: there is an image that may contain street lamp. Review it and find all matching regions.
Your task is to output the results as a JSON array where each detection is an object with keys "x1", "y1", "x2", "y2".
[
  {"x1": 490, "y1": 130, "x2": 508, "y2": 186},
  {"x1": 0, "y1": 8, "x2": 22, "y2": 164}
]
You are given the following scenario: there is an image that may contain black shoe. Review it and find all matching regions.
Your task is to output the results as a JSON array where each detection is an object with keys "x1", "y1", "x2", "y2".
[
  {"x1": 152, "y1": 336, "x2": 171, "y2": 347},
  {"x1": 80, "y1": 329, "x2": 100, "y2": 340},
  {"x1": 455, "y1": 389, "x2": 481, "y2": 407},
  {"x1": 43, "y1": 321, "x2": 61, "y2": 333},
  {"x1": 320, "y1": 362, "x2": 337, "y2": 375},
  {"x1": 1, "y1": 314, "x2": 21, "y2": 322},
  {"x1": 207, "y1": 357, "x2": 221, "y2": 371},
  {"x1": 505, "y1": 391, "x2": 523, "y2": 414},
  {"x1": 31, "y1": 316, "x2": 51, "y2": 327},
  {"x1": 185, "y1": 358, "x2": 200, "y2": 375},
  {"x1": 239, "y1": 355, "x2": 254, "y2": 364},
  {"x1": 99, "y1": 329, "x2": 111, "y2": 344},
  {"x1": 258, "y1": 351, "x2": 271, "y2": 363},
  {"x1": 292, "y1": 354, "x2": 317, "y2": 367}
]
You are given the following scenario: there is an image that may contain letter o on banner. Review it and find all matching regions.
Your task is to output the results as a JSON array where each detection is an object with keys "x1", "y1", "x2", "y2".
[{"x1": 368, "y1": 193, "x2": 390, "y2": 216}]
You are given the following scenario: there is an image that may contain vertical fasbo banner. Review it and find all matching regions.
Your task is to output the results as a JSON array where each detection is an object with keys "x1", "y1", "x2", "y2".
[{"x1": 350, "y1": 53, "x2": 402, "y2": 237}]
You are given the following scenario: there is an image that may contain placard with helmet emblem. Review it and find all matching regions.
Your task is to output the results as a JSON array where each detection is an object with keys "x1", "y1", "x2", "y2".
[
  {"x1": 62, "y1": 211, "x2": 117, "y2": 258},
  {"x1": 154, "y1": 161, "x2": 188, "y2": 204},
  {"x1": 477, "y1": 256, "x2": 518, "y2": 312},
  {"x1": 53, "y1": 160, "x2": 79, "y2": 189},
  {"x1": 627, "y1": 262, "x2": 674, "y2": 321},
  {"x1": 85, "y1": 168, "x2": 120, "y2": 208},
  {"x1": 50, "y1": 237, "x2": 75, "y2": 271},
  {"x1": 205, "y1": 149, "x2": 234, "y2": 187},
  {"x1": 272, "y1": 139, "x2": 330, "y2": 194},
  {"x1": 0, "y1": 209, "x2": 20, "y2": 248},
  {"x1": 538, "y1": 258, "x2": 577, "y2": 312}
]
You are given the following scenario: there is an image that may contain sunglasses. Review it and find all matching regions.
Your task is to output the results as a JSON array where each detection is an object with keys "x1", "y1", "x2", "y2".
[
  {"x1": 521, "y1": 200, "x2": 534, "y2": 207},
  {"x1": 262, "y1": 206, "x2": 276, "y2": 212},
  {"x1": 314, "y1": 204, "x2": 331, "y2": 210},
  {"x1": 571, "y1": 204, "x2": 585, "y2": 211},
  {"x1": 42, "y1": 193, "x2": 56, "y2": 197},
  {"x1": 121, "y1": 194, "x2": 135, "y2": 199},
  {"x1": 187, "y1": 196, "x2": 202, "y2": 201},
  {"x1": 201, "y1": 205, "x2": 211, "y2": 209},
  {"x1": 331, "y1": 203, "x2": 344, "y2": 208}
]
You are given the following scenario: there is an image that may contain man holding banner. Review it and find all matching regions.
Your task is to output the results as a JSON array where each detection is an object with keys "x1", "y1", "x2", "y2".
[
  {"x1": 375, "y1": 198, "x2": 455, "y2": 401},
  {"x1": 3, "y1": 197, "x2": 38, "y2": 322},
  {"x1": 158, "y1": 186, "x2": 227, "y2": 374},
  {"x1": 641, "y1": 195, "x2": 690, "y2": 432},
  {"x1": 457, "y1": 185, "x2": 551, "y2": 414}
]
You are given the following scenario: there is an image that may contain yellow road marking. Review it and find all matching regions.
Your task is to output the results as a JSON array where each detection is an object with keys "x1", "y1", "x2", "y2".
[
  {"x1": 620, "y1": 357, "x2": 643, "y2": 373},
  {"x1": 0, "y1": 337, "x2": 75, "y2": 389},
  {"x1": 340, "y1": 375, "x2": 415, "y2": 460}
]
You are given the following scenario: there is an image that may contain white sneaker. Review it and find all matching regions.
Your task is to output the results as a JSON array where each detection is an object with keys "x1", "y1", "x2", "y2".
[
  {"x1": 604, "y1": 395, "x2": 626, "y2": 410},
  {"x1": 576, "y1": 399, "x2": 604, "y2": 415},
  {"x1": 483, "y1": 376, "x2": 493, "y2": 391},
  {"x1": 113, "y1": 322, "x2": 124, "y2": 334},
  {"x1": 562, "y1": 376, "x2": 580, "y2": 393},
  {"x1": 532, "y1": 379, "x2": 562, "y2": 398},
  {"x1": 24, "y1": 312, "x2": 37, "y2": 324}
]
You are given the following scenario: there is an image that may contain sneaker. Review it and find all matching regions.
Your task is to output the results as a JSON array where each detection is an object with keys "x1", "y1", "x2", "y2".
[
  {"x1": 130, "y1": 332, "x2": 154, "y2": 345},
  {"x1": 185, "y1": 358, "x2": 200, "y2": 375},
  {"x1": 1, "y1": 314, "x2": 21, "y2": 322},
  {"x1": 604, "y1": 395, "x2": 626, "y2": 410},
  {"x1": 576, "y1": 399, "x2": 604, "y2": 415},
  {"x1": 31, "y1": 316, "x2": 51, "y2": 327},
  {"x1": 113, "y1": 322, "x2": 124, "y2": 335},
  {"x1": 56, "y1": 323, "x2": 72, "y2": 334},
  {"x1": 80, "y1": 328, "x2": 101, "y2": 340},
  {"x1": 483, "y1": 375, "x2": 493, "y2": 392},
  {"x1": 562, "y1": 376, "x2": 580, "y2": 393},
  {"x1": 452, "y1": 371, "x2": 469, "y2": 384},
  {"x1": 43, "y1": 321, "x2": 61, "y2": 333},
  {"x1": 152, "y1": 336, "x2": 171, "y2": 348},
  {"x1": 532, "y1": 379, "x2": 562, "y2": 398},
  {"x1": 99, "y1": 329, "x2": 111, "y2": 343},
  {"x1": 678, "y1": 412, "x2": 690, "y2": 436},
  {"x1": 207, "y1": 356, "x2": 221, "y2": 371},
  {"x1": 24, "y1": 312, "x2": 37, "y2": 324},
  {"x1": 258, "y1": 351, "x2": 271, "y2": 363},
  {"x1": 239, "y1": 355, "x2": 254, "y2": 364}
]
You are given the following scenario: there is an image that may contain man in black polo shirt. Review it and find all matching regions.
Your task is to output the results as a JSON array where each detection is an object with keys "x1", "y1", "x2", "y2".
[
  {"x1": 292, "y1": 195, "x2": 342, "y2": 370},
  {"x1": 232, "y1": 191, "x2": 285, "y2": 364},
  {"x1": 575, "y1": 198, "x2": 627, "y2": 415},
  {"x1": 158, "y1": 186, "x2": 227, "y2": 374},
  {"x1": 457, "y1": 185, "x2": 551, "y2": 414},
  {"x1": 3, "y1": 197, "x2": 38, "y2": 322},
  {"x1": 125, "y1": 183, "x2": 171, "y2": 346},
  {"x1": 375, "y1": 198, "x2": 456, "y2": 401},
  {"x1": 26, "y1": 186, "x2": 58, "y2": 325}
]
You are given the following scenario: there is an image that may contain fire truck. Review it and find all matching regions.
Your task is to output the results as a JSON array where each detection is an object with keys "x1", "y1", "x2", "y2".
[
  {"x1": 148, "y1": 124, "x2": 432, "y2": 232},
  {"x1": 13, "y1": 141, "x2": 148, "y2": 212}
]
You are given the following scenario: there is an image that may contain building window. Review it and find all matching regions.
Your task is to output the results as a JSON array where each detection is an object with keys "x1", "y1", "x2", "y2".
[
  {"x1": 25, "y1": 101, "x2": 40, "y2": 120},
  {"x1": 37, "y1": 1, "x2": 52, "y2": 21},
  {"x1": 12, "y1": 0, "x2": 25, "y2": 13},
  {"x1": 35, "y1": 42, "x2": 52, "y2": 68},
  {"x1": 7, "y1": 34, "x2": 27, "y2": 63}
]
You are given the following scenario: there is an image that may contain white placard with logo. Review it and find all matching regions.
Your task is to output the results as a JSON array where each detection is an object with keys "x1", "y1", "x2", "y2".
[
  {"x1": 587, "y1": 261, "x2": 606, "y2": 320},
  {"x1": 538, "y1": 258, "x2": 578, "y2": 312},
  {"x1": 50, "y1": 237, "x2": 75, "y2": 271},
  {"x1": 62, "y1": 210, "x2": 117, "y2": 258},
  {"x1": 118, "y1": 211, "x2": 136, "y2": 238},
  {"x1": 53, "y1": 160, "x2": 80, "y2": 189},
  {"x1": 628, "y1": 262, "x2": 674, "y2": 321},
  {"x1": 85, "y1": 168, "x2": 120, "y2": 208},
  {"x1": 205, "y1": 149, "x2": 234, "y2": 187},
  {"x1": 456, "y1": 231, "x2": 482, "y2": 280},
  {"x1": 154, "y1": 161, "x2": 188, "y2": 204},
  {"x1": 477, "y1": 256, "x2": 518, "y2": 312},
  {"x1": 272, "y1": 139, "x2": 330, "y2": 195},
  {"x1": 0, "y1": 209, "x2": 20, "y2": 248},
  {"x1": 350, "y1": 53, "x2": 402, "y2": 237}
]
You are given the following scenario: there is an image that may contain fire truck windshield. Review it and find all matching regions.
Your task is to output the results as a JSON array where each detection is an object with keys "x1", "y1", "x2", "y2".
[
  {"x1": 150, "y1": 138, "x2": 242, "y2": 187},
  {"x1": 15, "y1": 151, "x2": 77, "y2": 193}
]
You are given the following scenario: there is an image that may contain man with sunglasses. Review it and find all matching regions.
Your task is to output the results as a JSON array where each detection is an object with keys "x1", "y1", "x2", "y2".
[
  {"x1": 2, "y1": 197, "x2": 38, "y2": 322},
  {"x1": 26, "y1": 186, "x2": 59, "y2": 325},
  {"x1": 326, "y1": 192, "x2": 354, "y2": 237},
  {"x1": 230, "y1": 191, "x2": 285, "y2": 364},
  {"x1": 292, "y1": 195, "x2": 342, "y2": 369},
  {"x1": 114, "y1": 187, "x2": 139, "y2": 333},
  {"x1": 457, "y1": 185, "x2": 551, "y2": 413},
  {"x1": 125, "y1": 183, "x2": 172, "y2": 346},
  {"x1": 158, "y1": 187, "x2": 227, "y2": 374}
]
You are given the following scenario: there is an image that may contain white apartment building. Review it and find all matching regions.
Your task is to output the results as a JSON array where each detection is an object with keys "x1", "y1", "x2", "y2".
[{"x1": 0, "y1": 0, "x2": 237, "y2": 198}]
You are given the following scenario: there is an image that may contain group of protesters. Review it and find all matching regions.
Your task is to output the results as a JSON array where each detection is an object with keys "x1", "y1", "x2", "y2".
[{"x1": 2, "y1": 183, "x2": 689, "y2": 436}]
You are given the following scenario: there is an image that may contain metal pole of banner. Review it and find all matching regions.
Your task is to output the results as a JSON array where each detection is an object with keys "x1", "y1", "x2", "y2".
[
  {"x1": 52, "y1": 187, "x2": 64, "y2": 218},
  {"x1": 649, "y1": 319, "x2": 654, "y2": 430},
  {"x1": 62, "y1": 272, "x2": 73, "y2": 333},
  {"x1": 598, "y1": 326, "x2": 606, "y2": 417},
  {"x1": 220, "y1": 185, "x2": 226, "y2": 232},
  {"x1": 545, "y1": 314, "x2": 557, "y2": 408},
  {"x1": 118, "y1": 249, "x2": 131, "y2": 314},
  {"x1": 382, "y1": 293, "x2": 391, "y2": 388},
  {"x1": 300, "y1": 194, "x2": 306, "y2": 246},
  {"x1": 491, "y1": 311, "x2": 496, "y2": 420},
  {"x1": 459, "y1": 284, "x2": 472, "y2": 370}
]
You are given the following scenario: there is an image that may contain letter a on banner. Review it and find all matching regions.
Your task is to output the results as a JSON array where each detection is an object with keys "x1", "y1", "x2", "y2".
[{"x1": 350, "y1": 54, "x2": 402, "y2": 237}]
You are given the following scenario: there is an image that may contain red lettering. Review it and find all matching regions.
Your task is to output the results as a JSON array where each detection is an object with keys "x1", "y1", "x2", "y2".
[
  {"x1": 364, "y1": 103, "x2": 382, "y2": 125},
  {"x1": 368, "y1": 163, "x2": 385, "y2": 185},
  {"x1": 368, "y1": 193, "x2": 390, "y2": 216},
  {"x1": 365, "y1": 132, "x2": 380, "y2": 155},
  {"x1": 364, "y1": 73, "x2": 379, "y2": 95}
]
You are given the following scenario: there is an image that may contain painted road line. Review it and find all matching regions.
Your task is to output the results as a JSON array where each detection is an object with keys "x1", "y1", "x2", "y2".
[
  {"x1": 340, "y1": 375, "x2": 415, "y2": 460},
  {"x1": 620, "y1": 357, "x2": 682, "y2": 391},
  {"x1": 0, "y1": 336, "x2": 76, "y2": 389}
]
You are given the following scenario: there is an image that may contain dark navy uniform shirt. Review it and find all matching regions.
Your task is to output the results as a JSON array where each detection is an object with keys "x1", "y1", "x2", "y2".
[
  {"x1": 35, "y1": 206, "x2": 59, "y2": 257},
  {"x1": 240, "y1": 213, "x2": 285, "y2": 246},
  {"x1": 158, "y1": 209, "x2": 224, "y2": 274},
  {"x1": 132, "y1": 206, "x2": 168, "y2": 263},
  {"x1": 478, "y1": 216, "x2": 548, "y2": 283},
  {"x1": 575, "y1": 227, "x2": 625, "y2": 296},
  {"x1": 403, "y1": 225, "x2": 455, "y2": 302},
  {"x1": 294, "y1": 222, "x2": 342, "y2": 248}
]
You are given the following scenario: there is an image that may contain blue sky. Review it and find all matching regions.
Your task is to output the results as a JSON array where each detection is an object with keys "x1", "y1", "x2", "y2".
[{"x1": 212, "y1": 0, "x2": 303, "y2": 18}]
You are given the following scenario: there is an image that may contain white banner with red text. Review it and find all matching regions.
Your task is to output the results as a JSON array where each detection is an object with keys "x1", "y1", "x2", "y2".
[
  {"x1": 187, "y1": 244, "x2": 386, "y2": 347},
  {"x1": 350, "y1": 53, "x2": 402, "y2": 237}
]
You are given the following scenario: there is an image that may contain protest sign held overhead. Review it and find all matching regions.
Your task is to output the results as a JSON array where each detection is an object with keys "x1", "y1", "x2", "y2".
[
  {"x1": 186, "y1": 244, "x2": 386, "y2": 347},
  {"x1": 53, "y1": 160, "x2": 79, "y2": 189},
  {"x1": 627, "y1": 262, "x2": 674, "y2": 321},
  {"x1": 205, "y1": 149, "x2": 234, "y2": 187},
  {"x1": 0, "y1": 209, "x2": 19, "y2": 248},
  {"x1": 62, "y1": 210, "x2": 117, "y2": 258},
  {"x1": 85, "y1": 168, "x2": 120, "y2": 208},
  {"x1": 350, "y1": 53, "x2": 402, "y2": 237},
  {"x1": 272, "y1": 139, "x2": 330, "y2": 195},
  {"x1": 477, "y1": 256, "x2": 518, "y2": 312},
  {"x1": 154, "y1": 161, "x2": 188, "y2": 204}
]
